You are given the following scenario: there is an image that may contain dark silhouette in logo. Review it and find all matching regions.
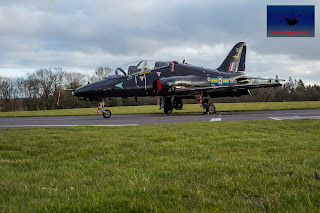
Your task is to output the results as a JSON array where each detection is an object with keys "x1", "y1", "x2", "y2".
[{"x1": 280, "y1": 11, "x2": 302, "y2": 26}]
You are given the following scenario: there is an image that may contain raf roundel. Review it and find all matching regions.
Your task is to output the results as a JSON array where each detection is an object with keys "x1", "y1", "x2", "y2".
[{"x1": 217, "y1": 76, "x2": 224, "y2": 86}]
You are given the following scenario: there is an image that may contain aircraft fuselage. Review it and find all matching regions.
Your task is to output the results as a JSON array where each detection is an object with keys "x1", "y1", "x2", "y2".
[{"x1": 74, "y1": 63, "x2": 244, "y2": 101}]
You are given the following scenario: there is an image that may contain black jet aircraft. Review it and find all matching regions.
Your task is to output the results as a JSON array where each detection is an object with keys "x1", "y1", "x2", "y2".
[
  {"x1": 73, "y1": 42, "x2": 283, "y2": 118},
  {"x1": 280, "y1": 9, "x2": 302, "y2": 26}
]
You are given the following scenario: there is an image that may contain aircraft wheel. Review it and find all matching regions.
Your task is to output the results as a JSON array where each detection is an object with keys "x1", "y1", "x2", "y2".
[
  {"x1": 164, "y1": 108, "x2": 172, "y2": 115},
  {"x1": 164, "y1": 97, "x2": 173, "y2": 115},
  {"x1": 102, "y1": 110, "x2": 112, "y2": 118},
  {"x1": 207, "y1": 103, "x2": 216, "y2": 114}
]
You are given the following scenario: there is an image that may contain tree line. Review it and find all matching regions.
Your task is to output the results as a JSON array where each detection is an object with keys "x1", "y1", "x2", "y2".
[
  {"x1": 0, "y1": 66, "x2": 112, "y2": 112},
  {"x1": 1, "y1": 67, "x2": 320, "y2": 112}
]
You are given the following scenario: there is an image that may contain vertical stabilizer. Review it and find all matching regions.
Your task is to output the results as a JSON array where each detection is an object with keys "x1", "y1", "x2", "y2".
[{"x1": 217, "y1": 42, "x2": 246, "y2": 73}]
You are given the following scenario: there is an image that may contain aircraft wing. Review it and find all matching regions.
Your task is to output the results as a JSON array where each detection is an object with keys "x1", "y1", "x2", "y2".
[
  {"x1": 235, "y1": 76, "x2": 285, "y2": 81},
  {"x1": 174, "y1": 82, "x2": 282, "y2": 95}
]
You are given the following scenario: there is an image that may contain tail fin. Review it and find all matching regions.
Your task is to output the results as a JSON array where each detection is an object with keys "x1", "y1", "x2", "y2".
[{"x1": 217, "y1": 42, "x2": 246, "y2": 73}]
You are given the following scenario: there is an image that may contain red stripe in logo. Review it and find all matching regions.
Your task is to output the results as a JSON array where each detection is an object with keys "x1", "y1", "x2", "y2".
[{"x1": 229, "y1": 62, "x2": 234, "y2": 71}]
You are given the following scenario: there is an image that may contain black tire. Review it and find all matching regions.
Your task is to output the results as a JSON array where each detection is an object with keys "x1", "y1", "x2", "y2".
[
  {"x1": 164, "y1": 96, "x2": 173, "y2": 115},
  {"x1": 207, "y1": 103, "x2": 216, "y2": 114},
  {"x1": 164, "y1": 108, "x2": 172, "y2": 115},
  {"x1": 173, "y1": 98, "x2": 183, "y2": 110},
  {"x1": 102, "y1": 110, "x2": 112, "y2": 118}
]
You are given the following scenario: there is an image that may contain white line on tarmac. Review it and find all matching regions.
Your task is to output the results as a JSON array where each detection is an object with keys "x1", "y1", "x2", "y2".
[
  {"x1": 269, "y1": 116, "x2": 320, "y2": 121},
  {"x1": 210, "y1": 117, "x2": 222, "y2": 122}
]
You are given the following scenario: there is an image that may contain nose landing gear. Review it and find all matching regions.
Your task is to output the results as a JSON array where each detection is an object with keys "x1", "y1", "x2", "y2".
[
  {"x1": 98, "y1": 100, "x2": 112, "y2": 118},
  {"x1": 102, "y1": 110, "x2": 112, "y2": 118}
]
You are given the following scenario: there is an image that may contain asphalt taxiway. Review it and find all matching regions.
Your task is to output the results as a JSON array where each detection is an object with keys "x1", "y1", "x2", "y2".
[{"x1": 0, "y1": 109, "x2": 320, "y2": 129}]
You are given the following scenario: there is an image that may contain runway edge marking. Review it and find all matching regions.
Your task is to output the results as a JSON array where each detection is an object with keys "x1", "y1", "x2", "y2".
[
  {"x1": 210, "y1": 115, "x2": 222, "y2": 122},
  {"x1": 269, "y1": 116, "x2": 320, "y2": 121}
]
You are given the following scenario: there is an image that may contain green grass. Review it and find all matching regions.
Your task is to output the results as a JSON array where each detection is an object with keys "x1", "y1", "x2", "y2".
[
  {"x1": 1, "y1": 101, "x2": 320, "y2": 117},
  {"x1": 1, "y1": 120, "x2": 320, "y2": 212}
]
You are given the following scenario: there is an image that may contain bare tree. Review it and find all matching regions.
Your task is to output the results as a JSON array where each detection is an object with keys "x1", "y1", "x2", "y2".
[
  {"x1": 0, "y1": 77, "x2": 21, "y2": 111},
  {"x1": 65, "y1": 72, "x2": 86, "y2": 89},
  {"x1": 21, "y1": 67, "x2": 65, "y2": 110},
  {"x1": 89, "y1": 66, "x2": 113, "y2": 82}
]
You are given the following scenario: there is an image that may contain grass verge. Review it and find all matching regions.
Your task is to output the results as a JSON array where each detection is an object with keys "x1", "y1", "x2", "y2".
[
  {"x1": 0, "y1": 101, "x2": 320, "y2": 117},
  {"x1": 1, "y1": 119, "x2": 320, "y2": 212}
]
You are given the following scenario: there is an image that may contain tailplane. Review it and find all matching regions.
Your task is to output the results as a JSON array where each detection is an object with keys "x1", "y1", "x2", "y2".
[{"x1": 217, "y1": 42, "x2": 246, "y2": 73}]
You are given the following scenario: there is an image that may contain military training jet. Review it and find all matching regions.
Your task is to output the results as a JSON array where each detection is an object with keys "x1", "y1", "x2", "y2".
[
  {"x1": 73, "y1": 42, "x2": 283, "y2": 118},
  {"x1": 280, "y1": 12, "x2": 302, "y2": 26}
]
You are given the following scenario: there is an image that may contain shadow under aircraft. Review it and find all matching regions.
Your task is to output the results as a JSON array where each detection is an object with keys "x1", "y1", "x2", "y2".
[{"x1": 73, "y1": 42, "x2": 283, "y2": 118}]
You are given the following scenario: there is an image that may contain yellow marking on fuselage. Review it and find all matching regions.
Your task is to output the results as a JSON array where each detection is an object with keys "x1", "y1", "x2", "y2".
[{"x1": 139, "y1": 70, "x2": 151, "y2": 75}]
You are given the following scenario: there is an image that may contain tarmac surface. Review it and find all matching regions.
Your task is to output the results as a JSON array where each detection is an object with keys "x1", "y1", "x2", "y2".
[{"x1": 1, "y1": 109, "x2": 320, "y2": 129}]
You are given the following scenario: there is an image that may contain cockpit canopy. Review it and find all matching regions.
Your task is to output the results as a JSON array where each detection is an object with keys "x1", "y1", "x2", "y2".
[{"x1": 104, "y1": 60, "x2": 170, "y2": 79}]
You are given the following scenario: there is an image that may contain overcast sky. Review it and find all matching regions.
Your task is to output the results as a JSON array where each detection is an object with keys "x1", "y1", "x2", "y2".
[{"x1": 0, "y1": 0, "x2": 319, "y2": 84}]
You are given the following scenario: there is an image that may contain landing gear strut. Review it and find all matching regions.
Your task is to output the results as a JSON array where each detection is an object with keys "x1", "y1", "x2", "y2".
[{"x1": 99, "y1": 99, "x2": 112, "y2": 118}]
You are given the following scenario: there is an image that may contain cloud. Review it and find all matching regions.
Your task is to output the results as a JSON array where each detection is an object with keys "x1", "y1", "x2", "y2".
[{"x1": 0, "y1": 0, "x2": 319, "y2": 85}]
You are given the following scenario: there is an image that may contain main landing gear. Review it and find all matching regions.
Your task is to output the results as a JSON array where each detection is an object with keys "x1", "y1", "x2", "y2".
[
  {"x1": 201, "y1": 94, "x2": 216, "y2": 115},
  {"x1": 203, "y1": 103, "x2": 216, "y2": 115},
  {"x1": 159, "y1": 95, "x2": 216, "y2": 115},
  {"x1": 98, "y1": 99, "x2": 112, "y2": 118},
  {"x1": 159, "y1": 96, "x2": 183, "y2": 115}
]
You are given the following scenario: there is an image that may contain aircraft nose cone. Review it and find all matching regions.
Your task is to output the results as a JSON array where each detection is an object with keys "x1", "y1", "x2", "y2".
[
  {"x1": 73, "y1": 88, "x2": 81, "y2": 97},
  {"x1": 73, "y1": 85, "x2": 88, "y2": 97}
]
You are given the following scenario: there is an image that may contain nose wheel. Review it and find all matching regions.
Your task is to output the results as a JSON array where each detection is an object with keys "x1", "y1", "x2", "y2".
[
  {"x1": 102, "y1": 110, "x2": 111, "y2": 118},
  {"x1": 98, "y1": 100, "x2": 112, "y2": 118}
]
